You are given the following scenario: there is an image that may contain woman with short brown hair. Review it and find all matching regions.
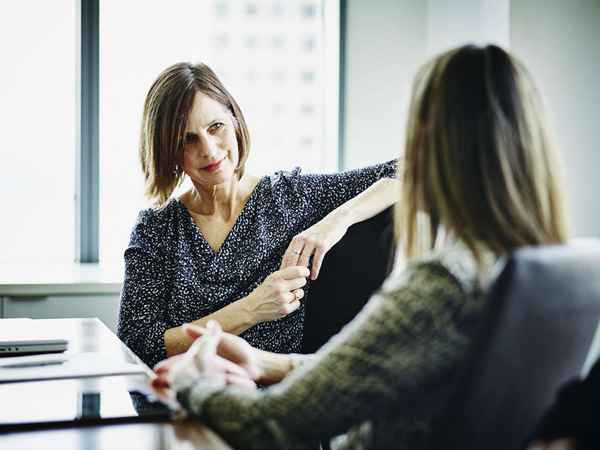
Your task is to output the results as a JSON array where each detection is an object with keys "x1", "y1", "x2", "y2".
[
  {"x1": 118, "y1": 62, "x2": 399, "y2": 368},
  {"x1": 139, "y1": 63, "x2": 251, "y2": 207},
  {"x1": 152, "y1": 44, "x2": 569, "y2": 449}
]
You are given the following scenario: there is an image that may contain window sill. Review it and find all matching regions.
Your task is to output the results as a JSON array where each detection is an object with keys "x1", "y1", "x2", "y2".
[{"x1": 0, "y1": 263, "x2": 123, "y2": 297}]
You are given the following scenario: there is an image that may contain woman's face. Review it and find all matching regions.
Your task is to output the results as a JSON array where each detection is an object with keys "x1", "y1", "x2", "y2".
[{"x1": 179, "y1": 91, "x2": 239, "y2": 189}]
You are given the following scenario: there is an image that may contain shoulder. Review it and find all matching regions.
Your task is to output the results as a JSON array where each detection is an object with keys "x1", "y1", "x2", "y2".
[
  {"x1": 389, "y1": 241, "x2": 496, "y2": 294},
  {"x1": 266, "y1": 167, "x2": 303, "y2": 189},
  {"x1": 380, "y1": 242, "x2": 496, "y2": 317},
  {"x1": 350, "y1": 159, "x2": 399, "y2": 178},
  {"x1": 260, "y1": 167, "x2": 305, "y2": 204},
  {"x1": 131, "y1": 200, "x2": 182, "y2": 242}
]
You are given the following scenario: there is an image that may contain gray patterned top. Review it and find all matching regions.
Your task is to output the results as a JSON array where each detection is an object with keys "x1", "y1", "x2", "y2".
[
  {"x1": 176, "y1": 242, "x2": 498, "y2": 450},
  {"x1": 117, "y1": 161, "x2": 397, "y2": 368}
]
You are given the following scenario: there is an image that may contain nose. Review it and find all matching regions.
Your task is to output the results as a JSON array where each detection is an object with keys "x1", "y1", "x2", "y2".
[
  {"x1": 192, "y1": 133, "x2": 220, "y2": 159},
  {"x1": 203, "y1": 137, "x2": 220, "y2": 159}
]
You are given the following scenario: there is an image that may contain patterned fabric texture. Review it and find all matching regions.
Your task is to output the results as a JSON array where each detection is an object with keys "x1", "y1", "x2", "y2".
[{"x1": 117, "y1": 161, "x2": 397, "y2": 368}]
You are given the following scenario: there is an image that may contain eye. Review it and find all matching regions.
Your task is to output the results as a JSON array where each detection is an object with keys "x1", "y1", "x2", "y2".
[
  {"x1": 208, "y1": 122, "x2": 225, "y2": 134},
  {"x1": 184, "y1": 133, "x2": 198, "y2": 145}
]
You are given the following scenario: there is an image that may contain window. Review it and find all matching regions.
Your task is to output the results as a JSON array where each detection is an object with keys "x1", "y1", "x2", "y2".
[
  {"x1": 0, "y1": 0, "x2": 76, "y2": 264},
  {"x1": 99, "y1": 0, "x2": 338, "y2": 264},
  {"x1": 0, "y1": 0, "x2": 339, "y2": 264}
]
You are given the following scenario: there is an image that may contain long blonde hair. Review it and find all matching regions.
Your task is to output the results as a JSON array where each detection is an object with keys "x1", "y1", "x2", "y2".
[{"x1": 396, "y1": 44, "x2": 569, "y2": 263}]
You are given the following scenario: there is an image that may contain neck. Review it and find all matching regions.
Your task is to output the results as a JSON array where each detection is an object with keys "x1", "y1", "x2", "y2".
[{"x1": 189, "y1": 176, "x2": 246, "y2": 219}]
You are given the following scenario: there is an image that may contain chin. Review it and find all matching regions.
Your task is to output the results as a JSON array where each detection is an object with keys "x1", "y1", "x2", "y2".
[{"x1": 206, "y1": 169, "x2": 236, "y2": 185}]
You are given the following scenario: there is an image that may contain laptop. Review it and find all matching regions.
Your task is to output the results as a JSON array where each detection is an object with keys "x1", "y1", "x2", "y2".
[{"x1": 0, "y1": 319, "x2": 68, "y2": 356}]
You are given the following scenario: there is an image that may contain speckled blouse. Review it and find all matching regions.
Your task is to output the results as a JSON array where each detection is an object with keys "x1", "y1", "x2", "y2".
[{"x1": 117, "y1": 161, "x2": 397, "y2": 368}]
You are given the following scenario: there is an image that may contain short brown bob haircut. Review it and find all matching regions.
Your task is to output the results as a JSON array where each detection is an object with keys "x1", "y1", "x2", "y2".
[
  {"x1": 397, "y1": 44, "x2": 569, "y2": 264},
  {"x1": 140, "y1": 62, "x2": 251, "y2": 207}
]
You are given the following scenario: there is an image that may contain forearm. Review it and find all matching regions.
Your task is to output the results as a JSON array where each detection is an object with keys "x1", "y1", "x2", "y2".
[
  {"x1": 164, "y1": 298, "x2": 255, "y2": 357},
  {"x1": 329, "y1": 178, "x2": 399, "y2": 228},
  {"x1": 254, "y1": 349, "x2": 295, "y2": 385},
  {"x1": 178, "y1": 289, "x2": 408, "y2": 447}
]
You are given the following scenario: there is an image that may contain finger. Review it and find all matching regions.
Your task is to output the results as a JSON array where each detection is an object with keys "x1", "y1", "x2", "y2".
[
  {"x1": 280, "y1": 247, "x2": 296, "y2": 270},
  {"x1": 214, "y1": 355, "x2": 252, "y2": 379},
  {"x1": 202, "y1": 321, "x2": 222, "y2": 354},
  {"x1": 183, "y1": 323, "x2": 206, "y2": 340},
  {"x1": 277, "y1": 265, "x2": 310, "y2": 280},
  {"x1": 310, "y1": 246, "x2": 326, "y2": 280},
  {"x1": 281, "y1": 300, "x2": 301, "y2": 316},
  {"x1": 150, "y1": 381, "x2": 173, "y2": 401},
  {"x1": 225, "y1": 373, "x2": 257, "y2": 390},
  {"x1": 154, "y1": 365, "x2": 169, "y2": 374},
  {"x1": 189, "y1": 320, "x2": 222, "y2": 360},
  {"x1": 284, "y1": 276, "x2": 307, "y2": 292},
  {"x1": 240, "y1": 361, "x2": 263, "y2": 381},
  {"x1": 151, "y1": 374, "x2": 171, "y2": 389},
  {"x1": 297, "y1": 241, "x2": 315, "y2": 268},
  {"x1": 153, "y1": 353, "x2": 185, "y2": 373},
  {"x1": 291, "y1": 289, "x2": 304, "y2": 301},
  {"x1": 277, "y1": 291, "x2": 295, "y2": 306},
  {"x1": 280, "y1": 236, "x2": 305, "y2": 269}
]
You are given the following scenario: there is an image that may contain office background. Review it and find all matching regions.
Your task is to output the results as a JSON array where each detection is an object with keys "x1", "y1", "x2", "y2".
[{"x1": 1, "y1": 0, "x2": 599, "y2": 331}]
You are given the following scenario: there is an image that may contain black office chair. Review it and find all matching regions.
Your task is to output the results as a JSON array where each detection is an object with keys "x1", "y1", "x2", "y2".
[
  {"x1": 434, "y1": 241, "x2": 600, "y2": 450},
  {"x1": 301, "y1": 207, "x2": 395, "y2": 353}
]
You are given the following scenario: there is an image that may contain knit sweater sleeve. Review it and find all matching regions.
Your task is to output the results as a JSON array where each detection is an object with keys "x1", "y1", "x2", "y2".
[{"x1": 176, "y1": 261, "x2": 471, "y2": 450}]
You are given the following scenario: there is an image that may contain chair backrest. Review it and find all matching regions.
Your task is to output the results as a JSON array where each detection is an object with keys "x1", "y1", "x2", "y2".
[
  {"x1": 301, "y1": 207, "x2": 395, "y2": 353},
  {"x1": 436, "y1": 241, "x2": 600, "y2": 450}
]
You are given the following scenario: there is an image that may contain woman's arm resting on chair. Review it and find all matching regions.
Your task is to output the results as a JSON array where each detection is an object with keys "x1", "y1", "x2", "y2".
[{"x1": 282, "y1": 178, "x2": 399, "y2": 280}]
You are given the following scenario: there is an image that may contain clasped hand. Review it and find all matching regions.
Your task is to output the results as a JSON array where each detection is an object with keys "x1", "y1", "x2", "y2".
[{"x1": 152, "y1": 321, "x2": 261, "y2": 396}]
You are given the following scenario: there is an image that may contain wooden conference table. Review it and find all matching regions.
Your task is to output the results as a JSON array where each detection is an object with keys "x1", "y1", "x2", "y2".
[{"x1": 0, "y1": 318, "x2": 232, "y2": 450}]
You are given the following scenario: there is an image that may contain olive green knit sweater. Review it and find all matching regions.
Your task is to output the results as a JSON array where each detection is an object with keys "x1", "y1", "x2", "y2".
[{"x1": 177, "y1": 243, "x2": 496, "y2": 449}]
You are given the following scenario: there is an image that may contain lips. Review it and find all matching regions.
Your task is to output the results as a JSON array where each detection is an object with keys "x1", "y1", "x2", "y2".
[{"x1": 201, "y1": 158, "x2": 224, "y2": 173}]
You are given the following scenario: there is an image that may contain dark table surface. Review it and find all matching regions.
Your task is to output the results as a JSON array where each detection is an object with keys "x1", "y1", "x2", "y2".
[{"x1": 0, "y1": 318, "x2": 232, "y2": 449}]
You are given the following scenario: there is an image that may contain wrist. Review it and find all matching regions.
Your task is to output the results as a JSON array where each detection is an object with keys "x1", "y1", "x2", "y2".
[
  {"x1": 327, "y1": 206, "x2": 354, "y2": 229},
  {"x1": 255, "y1": 349, "x2": 293, "y2": 385},
  {"x1": 237, "y1": 294, "x2": 260, "y2": 326}
]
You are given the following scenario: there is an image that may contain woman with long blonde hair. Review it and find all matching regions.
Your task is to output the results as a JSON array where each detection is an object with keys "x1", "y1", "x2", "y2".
[{"x1": 151, "y1": 44, "x2": 569, "y2": 450}]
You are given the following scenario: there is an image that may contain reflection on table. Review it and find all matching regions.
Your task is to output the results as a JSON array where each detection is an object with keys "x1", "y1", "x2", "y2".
[
  {"x1": 0, "y1": 318, "x2": 232, "y2": 449},
  {"x1": 1, "y1": 422, "x2": 233, "y2": 450}
]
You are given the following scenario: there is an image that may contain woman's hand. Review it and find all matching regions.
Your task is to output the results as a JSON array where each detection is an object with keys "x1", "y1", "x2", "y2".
[
  {"x1": 152, "y1": 321, "x2": 262, "y2": 393},
  {"x1": 281, "y1": 212, "x2": 350, "y2": 280},
  {"x1": 184, "y1": 323, "x2": 262, "y2": 382},
  {"x1": 243, "y1": 266, "x2": 309, "y2": 323}
]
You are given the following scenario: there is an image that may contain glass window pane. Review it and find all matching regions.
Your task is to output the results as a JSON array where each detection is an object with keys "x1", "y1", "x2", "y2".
[
  {"x1": 0, "y1": 0, "x2": 76, "y2": 263},
  {"x1": 99, "y1": 0, "x2": 336, "y2": 264}
]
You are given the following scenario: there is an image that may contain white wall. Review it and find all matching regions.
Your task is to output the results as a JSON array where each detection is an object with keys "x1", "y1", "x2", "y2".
[
  {"x1": 344, "y1": 0, "x2": 600, "y2": 236},
  {"x1": 427, "y1": 0, "x2": 509, "y2": 55},
  {"x1": 511, "y1": 0, "x2": 600, "y2": 237},
  {"x1": 343, "y1": 0, "x2": 427, "y2": 169},
  {"x1": 343, "y1": 0, "x2": 509, "y2": 169}
]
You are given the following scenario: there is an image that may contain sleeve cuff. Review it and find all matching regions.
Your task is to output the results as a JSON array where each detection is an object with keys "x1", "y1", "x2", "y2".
[{"x1": 175, "y1": 379, "x2": 226, "y2": 418}]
